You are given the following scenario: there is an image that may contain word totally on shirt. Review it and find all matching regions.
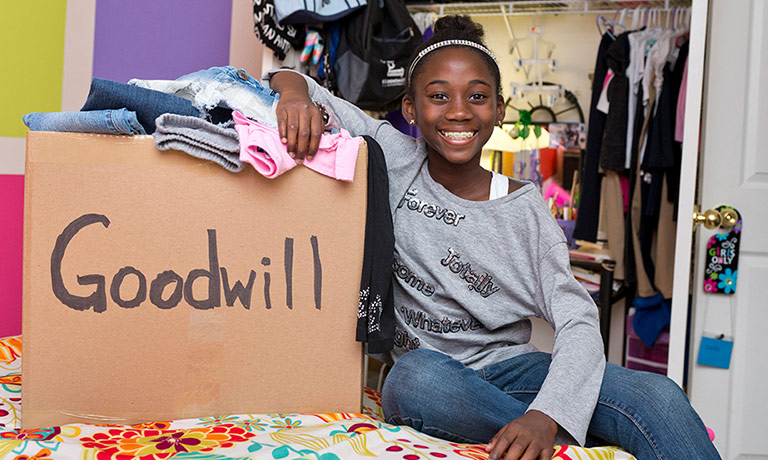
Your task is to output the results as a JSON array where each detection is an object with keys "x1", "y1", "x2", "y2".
[
  {"x1": 50, "y1": 213, "x2": 323, "y2": 313},
  {"x1": 440, "y1": 247, "x2": 501, "y2": 298}
]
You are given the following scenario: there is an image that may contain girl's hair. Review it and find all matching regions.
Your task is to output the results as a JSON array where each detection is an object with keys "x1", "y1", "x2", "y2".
[{"x1": 406, "y1": 15, "x2": 502, "y2": 97}]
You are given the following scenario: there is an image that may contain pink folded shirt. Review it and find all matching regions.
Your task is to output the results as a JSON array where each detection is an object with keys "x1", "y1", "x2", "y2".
[{"x1": 233, "y1": 110, "x2": 360, "y2": 182}]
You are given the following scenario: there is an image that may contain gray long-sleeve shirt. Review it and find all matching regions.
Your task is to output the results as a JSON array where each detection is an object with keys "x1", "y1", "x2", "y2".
[{"x1": 265, "y1": 70, "x2": 605, "y2": 445}]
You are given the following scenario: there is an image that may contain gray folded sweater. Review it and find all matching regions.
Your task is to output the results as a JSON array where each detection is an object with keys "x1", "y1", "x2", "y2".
[{"x1": 153, "y1": 114, "x2": 243, "y2": 172}]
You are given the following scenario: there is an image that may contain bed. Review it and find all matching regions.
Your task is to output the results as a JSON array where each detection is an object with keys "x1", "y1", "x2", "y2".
[{"x1": 0, "y1": 336, "x2": 635, "y2": 460}]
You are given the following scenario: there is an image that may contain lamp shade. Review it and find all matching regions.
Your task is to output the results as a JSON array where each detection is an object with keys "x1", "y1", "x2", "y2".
[{"x1": 483, "y1": 126, "x2": 519, "y2": 152}]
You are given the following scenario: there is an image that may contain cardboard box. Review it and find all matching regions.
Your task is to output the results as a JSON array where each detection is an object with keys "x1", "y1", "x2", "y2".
[{"x1": 22, "y1": 132, "x2": 367, "y2": 429}]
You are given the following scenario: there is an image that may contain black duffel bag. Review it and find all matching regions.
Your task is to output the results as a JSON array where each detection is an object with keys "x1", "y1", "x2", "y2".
[{"x1": 332, "y1": 0, "x2": 423, "y2": 111}]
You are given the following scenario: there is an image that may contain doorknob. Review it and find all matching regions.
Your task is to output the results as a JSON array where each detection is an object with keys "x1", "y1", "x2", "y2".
[{"x1": 693, "y1": 207, "x2": 738, "y2": 230}]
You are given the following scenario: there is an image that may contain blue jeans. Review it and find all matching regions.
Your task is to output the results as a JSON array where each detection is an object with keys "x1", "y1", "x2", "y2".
[
  {"x1": 129, "y1": 66, "x2": 280, "y2": 128},
  {"x1": 23, "y1": 109, "x2": 147, "y2": 135},
  {"x1": 81, "y1": 78, "x2": 200, "y2": 133},
  {"x1": 382, "y1": 349, "x2": 721, "y2": 460}
]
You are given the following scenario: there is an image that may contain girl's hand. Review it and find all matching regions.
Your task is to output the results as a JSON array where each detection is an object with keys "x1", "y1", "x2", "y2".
[
  {"x1": 484, "y1": 410, "x2": 557, "y2": 460},
  {"x1": 271, "y1": 72, "x2": 324, "y2": 161}
]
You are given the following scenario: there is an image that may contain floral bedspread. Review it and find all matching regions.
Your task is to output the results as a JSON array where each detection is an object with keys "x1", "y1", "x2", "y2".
[{"x1": 0, "y1": 336, "x2": 634, "y2": 460}]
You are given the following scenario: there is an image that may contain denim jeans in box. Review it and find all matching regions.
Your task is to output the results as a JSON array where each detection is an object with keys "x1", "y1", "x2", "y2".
[
  {"x1": 80, "y1": 78, "x2": 200, "y2": 133},
  {"x1": 129, "y1": 66, "x2": 280, "y2": 128},
  {"x1": 23, "y1": 108, "x2": 147, "y2": 135},
  {"x1": 382, "y1": 349, "x2": 722, "y2": 460}
]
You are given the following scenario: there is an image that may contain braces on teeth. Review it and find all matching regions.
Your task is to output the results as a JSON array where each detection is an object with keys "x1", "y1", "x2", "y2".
[{"x1": 443, "y1": 132, "x2": 474, "y2": 139}]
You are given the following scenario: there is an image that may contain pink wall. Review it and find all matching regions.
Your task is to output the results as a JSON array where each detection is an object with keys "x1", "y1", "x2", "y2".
[{"x1": 0, "y1": 175, "x2": 23, "y2": 337}]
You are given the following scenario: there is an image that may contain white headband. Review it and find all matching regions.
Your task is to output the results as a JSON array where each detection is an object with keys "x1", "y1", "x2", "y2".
[{"x1": 407, "y1": 39, "x2": 499, "y2": 85}]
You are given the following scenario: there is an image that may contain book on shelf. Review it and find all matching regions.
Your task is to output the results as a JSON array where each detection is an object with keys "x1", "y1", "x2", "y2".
[
  {"x1": 572, "y1": 266, "x2": 622, "y2": 292},
  {"x1": 569, "y1": 241, "x2": 612, "y2": 262}
]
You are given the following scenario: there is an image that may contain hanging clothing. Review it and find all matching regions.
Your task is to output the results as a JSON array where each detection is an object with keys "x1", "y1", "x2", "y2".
[
  {"x1": 599, "y1": 31, "x2": 631, "y2": 172},
  {"x1": 675, "y1": 58, "x2": 689, "y2": 143},
  {"x1": 600, "y1": 171, "x2": 626, "y2": 280},
  {"x1": 274, "y1": 0, "x2": 366, "y2": 25},
  {"x1": 629, "y1": 143, "x2": 656, "y2": 297},
  {"x1": 357, "y1": 135, "x2": 396, "y2": 353},
  {"x1": 573, "y1": 32, "x2": 613, "y2": 242},
  {"x1": 252, "y1": 0, "x2": 304, "y2": 61},
  {"x1": 625, "y1": 27, "x2": 658, "y2": 170},
  {"x1": 654, "y1": 175, "x2": 677, "y2": 298}
]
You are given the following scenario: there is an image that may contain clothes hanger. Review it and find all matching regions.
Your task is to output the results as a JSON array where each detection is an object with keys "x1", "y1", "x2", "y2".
[
  {"x1": 676, "y1": 8, "x2": 686, "y2": 31},
  {"x1": 630, "y1": 6, "x2": 644, "y2": 31},
  {"x1": 666, "y1": 7, "x2": 675, "y2": 31},
  {"x1": 596, "y1": 15, "x2": 615, "y2": 39},
  {"x1": 650, "y1": 9, "x2": 660, "y2": 29},
  {"x1": 674, "y1": 8, "x2": 691, "y2": 47},
  {"x1": 615, "y1": 7, "x2": 629, "y2": 33}
]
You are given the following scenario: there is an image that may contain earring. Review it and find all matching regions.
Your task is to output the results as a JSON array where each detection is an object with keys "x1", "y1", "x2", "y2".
[{"x1": 409, "y1": 120, "x2": 415, "y2": 125}]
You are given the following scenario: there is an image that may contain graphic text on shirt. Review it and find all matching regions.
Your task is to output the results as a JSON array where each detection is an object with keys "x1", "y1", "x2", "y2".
[
  {"x1": 394, "y1": 327, "x2": 420, "y2": 350},
  {"x1": 392, "y1": 257, "x2": 435, "y2": 296},
  {"x1": 397, "y1": 189, "x2": 466, "y2": 226},
  {"x1": 441, "y1": 248, "x2": 501, "y2": 298},
  {"x1": 358, "y1": 287, "x2": 382, "y2": 334},
  {"x1": 400, "y1": 305, "x2": 484, "y2": 334}
]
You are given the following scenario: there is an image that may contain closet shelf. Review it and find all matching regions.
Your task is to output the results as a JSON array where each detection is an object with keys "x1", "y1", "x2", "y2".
[{"x1": 406, "y1": 0, "x2": 692, "y2": 16}]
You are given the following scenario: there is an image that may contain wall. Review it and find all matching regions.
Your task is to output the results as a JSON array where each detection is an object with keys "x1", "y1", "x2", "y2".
[
  {"x1": 476, "y1": 14, "x2": 603, "y2": 125},
  {"x1": 0, "y1": 0, "x2": 263, "y2": 338}
]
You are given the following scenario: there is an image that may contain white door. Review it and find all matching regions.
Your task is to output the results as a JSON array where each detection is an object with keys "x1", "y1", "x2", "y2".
[{"x1": 669, "y1": 0, "x2": 768, "y2": 458}]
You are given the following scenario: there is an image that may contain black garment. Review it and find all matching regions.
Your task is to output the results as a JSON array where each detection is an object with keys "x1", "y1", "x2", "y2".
[
  {"x1": 643, "y1": 42, "x2": 689, "y2": 173},
  {"x1": 665, "y1": 42, "x2": 689, "y2": 207},
  {"x1": 600, "y1": 32, "x2": 632, "y2": 172},
  {"x1": 573, "y1": 32, "x2": 613, "y2": 242},
  {"x1": 252, "y1": 0, "x2": 304, "y2": 61},
  {"x1": 356, "y1": 135, "x2": 395, "y2": 353},
  {"x1": 623, "y1": 79, "x2": 647, "y2": 287},
  {"x1": 638, "y1": 169, "x2": 663, "y2": 286},
  {"x1": 640, "y1": 41, "x2": 689, "y2": 226},
  {"x1": 635, "y1": 42, "x2": 690, "y2": 286}
]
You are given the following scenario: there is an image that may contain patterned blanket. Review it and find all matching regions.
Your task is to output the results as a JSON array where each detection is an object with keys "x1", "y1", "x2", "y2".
[{"x1": 0, "y1": 336, "x2": 634, "y2": 459}]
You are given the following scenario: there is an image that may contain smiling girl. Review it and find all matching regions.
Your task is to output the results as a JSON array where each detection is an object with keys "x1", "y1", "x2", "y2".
[{"x1": 266, "y1": 15, "x2": 719, "y2": 460}]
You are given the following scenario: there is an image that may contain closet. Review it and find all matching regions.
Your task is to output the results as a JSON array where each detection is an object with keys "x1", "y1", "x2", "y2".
[{"x1": 403, "y1": 0, "x2": 694, "y2": 372}]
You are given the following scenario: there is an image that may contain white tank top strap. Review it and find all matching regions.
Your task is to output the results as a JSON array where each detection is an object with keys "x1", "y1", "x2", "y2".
[{"x1": 489, "y1": 171, "x2": 509, "y2": 200}]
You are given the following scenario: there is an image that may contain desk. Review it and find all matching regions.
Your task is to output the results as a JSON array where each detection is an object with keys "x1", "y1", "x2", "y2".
[{"x1": 569, "y1": 258, "x2": 624, "y2": 358}]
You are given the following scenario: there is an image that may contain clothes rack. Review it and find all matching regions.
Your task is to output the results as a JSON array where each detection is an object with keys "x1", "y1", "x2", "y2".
[{"x1": 406, "y1": 1, "x2": 691, "y2": 17}]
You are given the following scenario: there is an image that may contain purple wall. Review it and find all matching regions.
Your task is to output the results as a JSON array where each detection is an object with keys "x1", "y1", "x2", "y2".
[{"x1": 93, "y1": 0, "x2": 233, "y2": 82}]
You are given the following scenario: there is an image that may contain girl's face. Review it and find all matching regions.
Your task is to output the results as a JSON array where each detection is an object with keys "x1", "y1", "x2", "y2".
[{"x1": 402, "y1": 46, "x2": 504, "y2": 167}]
